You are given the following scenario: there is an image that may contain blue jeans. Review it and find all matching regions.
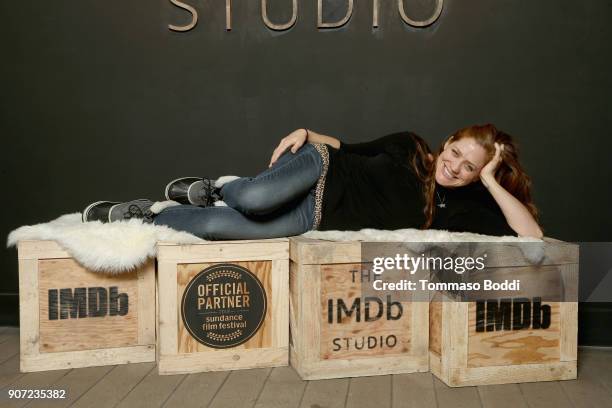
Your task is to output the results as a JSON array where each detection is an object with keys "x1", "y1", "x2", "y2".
[{"x1": 154, "y1": 144, "x2": 323, "y2": 240}]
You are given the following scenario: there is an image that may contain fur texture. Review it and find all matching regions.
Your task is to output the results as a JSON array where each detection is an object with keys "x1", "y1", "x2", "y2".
[
  {"x1": 7, "y1": 213, "x2": 204, "y2": 274},
  {"x1": 8, "y1": 212, "x2": 544, "y2": 275},
  {"x1": 215, "y1": 175, "x2": 240, "y2": 188},
  {"x1": 150, "y1": 200, "x2": 181, "y2": 214},
  {"x1": 304, "y1": 229, "x2": 545, "y2": 263}
]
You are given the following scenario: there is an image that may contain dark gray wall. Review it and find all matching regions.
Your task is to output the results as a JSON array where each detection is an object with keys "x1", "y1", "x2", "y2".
[{"x1": 2, "y1": 0, "x2": 611, "y2": 342}]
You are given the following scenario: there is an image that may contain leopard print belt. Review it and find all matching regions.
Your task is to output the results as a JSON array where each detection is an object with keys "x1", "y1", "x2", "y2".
[{"x1": 310, "y1": 143, "x2": 329, "y2": 230}]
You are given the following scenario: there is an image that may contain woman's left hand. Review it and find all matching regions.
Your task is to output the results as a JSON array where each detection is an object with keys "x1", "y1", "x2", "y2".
[{"x1": 480, "y1": 142, "x2": 504, "y2": 187}]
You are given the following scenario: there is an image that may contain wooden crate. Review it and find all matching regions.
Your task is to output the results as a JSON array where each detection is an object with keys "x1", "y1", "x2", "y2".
[
  {"x1": 156, "y1": 239, "x2": 289, "y2": 375},
  {"x1": 17, "y1": 240, "x2": 156, "y2": 372},
  {"x1": 289, "y1": 237, "x2": 429, "y2": 380},
  {"x1": 429, "y1": 240, "x2": 579, "y2": 386}
]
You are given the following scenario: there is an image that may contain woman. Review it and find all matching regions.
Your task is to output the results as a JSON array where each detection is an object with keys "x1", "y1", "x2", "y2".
[{"x1": 82, "y1": 125, "x2": 543, "y2": 239}]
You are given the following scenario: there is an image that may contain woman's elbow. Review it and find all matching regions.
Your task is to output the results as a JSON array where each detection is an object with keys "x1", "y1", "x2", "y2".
[{"x1": 516, "y1": 225, "x2": 544, "y2": 239}]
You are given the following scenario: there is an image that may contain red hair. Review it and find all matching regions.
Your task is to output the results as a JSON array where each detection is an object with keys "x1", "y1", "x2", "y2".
[{"x1": 415, "y1": 124, "x2": 540, "y2": 229}]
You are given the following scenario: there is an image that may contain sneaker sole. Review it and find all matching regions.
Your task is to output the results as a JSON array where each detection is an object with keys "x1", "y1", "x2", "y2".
[
  {"x1": 82, "y1": 200, "x2": 113, "y2": 223},
  {"x1": 164, "y1": 176, "x2": 202, "y2": 201},
  {"x1": 187, "y1": 180, "x2": 205, "y2": 206}
]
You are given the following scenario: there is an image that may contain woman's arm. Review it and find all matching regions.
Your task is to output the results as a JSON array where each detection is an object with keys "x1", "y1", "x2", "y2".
[
  {"x1": 480, "y1": 144, "x2": 543, "y2": 239},
  {"x1": 306, "y1": 129, "x2": 341, "y2": 149},
  {"x1": 269, "y1": 128, "x2": 340, "y2": 167}
]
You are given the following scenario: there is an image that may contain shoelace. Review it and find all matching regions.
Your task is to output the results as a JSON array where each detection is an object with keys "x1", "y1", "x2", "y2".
[
  {"x1": 123, "y1": 204, "x2": 154, "y2": 223},
  {"x1": 198, "y1": 178, "x2": 221, "y2": 207}
]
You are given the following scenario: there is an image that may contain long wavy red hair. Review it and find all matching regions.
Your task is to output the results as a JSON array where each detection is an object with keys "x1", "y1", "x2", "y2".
[{"x1": 413, "y1": 124, "x2": 540, "y2": 229}]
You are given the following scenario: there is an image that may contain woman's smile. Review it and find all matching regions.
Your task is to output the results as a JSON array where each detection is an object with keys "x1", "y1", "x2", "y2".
[
  {"x1": 442, "y1": 163, "x2": 458, "y2": 180},
  {"x1": 435, "y1": 137, "x2": 488, "y2": 187}
]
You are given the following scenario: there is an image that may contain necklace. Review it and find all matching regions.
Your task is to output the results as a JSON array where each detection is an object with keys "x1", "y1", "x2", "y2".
[{"x1": 436, "y1": 191, "x2": 446, "y2": 208}]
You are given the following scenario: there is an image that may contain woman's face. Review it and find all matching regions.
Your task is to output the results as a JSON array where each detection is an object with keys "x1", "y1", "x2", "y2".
[{"x1": 435, "y1": 137, "x2": 489, "y2": 187}]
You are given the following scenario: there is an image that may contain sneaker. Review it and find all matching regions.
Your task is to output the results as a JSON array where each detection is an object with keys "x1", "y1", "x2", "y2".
[
  {"x1": 164, "y1": 177, "x2": 221, "y2": 207},
  {"x1": 82, "y1": 199, "x2": 154, "y2": 223}
]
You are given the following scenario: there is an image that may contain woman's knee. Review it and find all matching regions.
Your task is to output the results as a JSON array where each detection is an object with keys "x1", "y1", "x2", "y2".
[
  {"x1": 223, "y1": 183, "x2": 276, "y2": 215},
  {"x1": 154, "y1": 206, "x2": 220, "y2": 240}
]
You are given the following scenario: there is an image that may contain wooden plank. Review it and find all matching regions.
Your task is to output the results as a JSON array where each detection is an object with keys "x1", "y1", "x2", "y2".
[
  {"x1": 162, "y1": 371, "x2": 229, "y2": 408},
  {"x1": 559, "y1": 302, "x2": 578, "y2": 362},
  {"x1": 560, "y1": 361, "x2": 612, "y2": 408},
  {"x1": 157, "y1": 261, "x2": 178, "y2": 357},
  {"x1": 158, "y1": 238, "x2": 288, "y2": 246},
  {"x1": 429, "y1": 351, "x2": 442, "y2": 379},
  {"x1": 463, "y1": 241, "x2": 578, "y2": 268},
  {"x1": 448, "y1": 302, "x2": 468, "y2": 371},
  {"x1": 301, "y1": 264, "x2": 320, "y2": 364},
  {"x1": 137, "y1": 260, "x2": 156, "y2": 345},
  {"x1": 0, "y1": 336, "x2": 19, "y2": 363},
  {"x1": 271, "y1": 260, "x2": 289, "y2": 350},
  {"x1": 254, "y1": 366, "x2": 306, "y2": 408},
  {"x1": 345, "y1": 375, "x2": 392, "y2": 408},
  {"x1": 289, "y1": 237, "x2": 361, "y2": 264},
  {"x1": 70, "y1": 362, "x2": 156, "y2": 408},
  {"x1": 115, "y1": 366, "x2": 185, "y2": 408},
  {"x1": 429, "y1": 301, "x2": 442, "y2": 355},
  {"x1": 38, "y1": 258, "x2": 139, "y2": 353},
  {"x1": 27, "y1": 365, "x2": 114, "y2": 407},
  {"x1": 477, "y1": 384, "x2": 528, "y2": 408},
  {"x1": 18, "y1": 258, "x2": 39, "y2": 363},
  {"x1": 0, "y1": 327, "x2": 19, "y2": 344},
  {"x1": 17, "y1": 241, "x2": 71, "y2": 260},
  {"x1": 392, "y1": 372, "x2": 436, "y2": 408},
  {"x1": 578, "y1": 348, "x2": 612, "y2": 395},
  {"x1": 433, "y1": 376, "x2": 482, "y2": 408},
  {"x1": 519, "y1": 381, "x2": 574, "y2": 408},
  {"x1": 0, "y1": 354, "x2": 23, "y2": 389},
  {"x1": 157, "y1": 241, "x2": 288, "y2": 263},
  {"x1": 20, "y1": 345, "x2": 154, "y2": 372},
  {"x1": 158, "y1": 347, "x2": 287, "y2": 374},
  {"x1": 290, "y1": 239, "x2": 578, "y2": 267},
  {"x1": 299, "y1": 377, "x2": 349, "y2": 408},
  {"x1": 411, "y1": 301, "x2": 430, "y2": 358},
  {"x1": 465, "y1": 265, "x2": 570, "y2": 301},
  {"x1": 208, "y1": 368, "x2": 272, "y2": 408},
  {"x1": 297, "y1": 354, "x2": 428, "y2": 380},
  {"x1": 450, "y1": 361, "x2": 576, "y2": 387},
  {"x1": 289, "y1": 261, "x2": 301, "y2": 360},
  {"x1": 467, "y1": 302, "x2": 561, "y2": 368}
]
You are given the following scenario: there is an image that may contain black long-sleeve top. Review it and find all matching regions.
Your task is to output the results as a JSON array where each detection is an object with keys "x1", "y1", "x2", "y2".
[
  {"x1": 318, "y1": 132, "x2": 427, "y2": 231},
  {"x1": 430, "y1": 181, "x2": 517, "y2": 236},
  {"x1": 317, "y1": 132, "x2": 517, "y2": 236}
]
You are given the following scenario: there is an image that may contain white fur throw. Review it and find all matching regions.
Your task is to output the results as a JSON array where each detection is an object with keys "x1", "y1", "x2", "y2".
[
  {"x1": 7, "y1": 213, "x2": 205, "y2": 274},
  {"x1": 7, "y1": 213, "x2": 542, "y2": 275},
  {"x1": 304, "y1": 228, "x2": 539, "y2": 243},
  {"x1": 304, "y1": 229, "x2": 545, "y2": 264}
]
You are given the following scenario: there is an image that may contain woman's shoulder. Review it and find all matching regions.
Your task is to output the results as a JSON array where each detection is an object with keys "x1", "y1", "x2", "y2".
[
  {"x1": 336, "y1": 130, "x2": 430, "y2": 159},
  {"x1": 376, "y1": 131, "x2": 431, "y2": 161},
  {"x1": 379, "y1": 130, "x2": 429, "y2": 148}
]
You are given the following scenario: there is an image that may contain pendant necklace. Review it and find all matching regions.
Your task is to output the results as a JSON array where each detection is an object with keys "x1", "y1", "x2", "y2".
[{"x1": 436, "y1": 191, "x2": 446, "y2": 208}]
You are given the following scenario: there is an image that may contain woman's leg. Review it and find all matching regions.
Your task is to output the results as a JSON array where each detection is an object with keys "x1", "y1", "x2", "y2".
[
  {"x1": 153, "y1": 189, "x2": 315, "y2": 240},
  {"x1": 220, "y1": 144, "x2": 322, "y2": 216}
]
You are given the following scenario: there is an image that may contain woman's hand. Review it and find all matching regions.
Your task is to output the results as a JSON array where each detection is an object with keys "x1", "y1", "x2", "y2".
[
  {"x1": 480, "y1": 142, "x2": 504, "y2": 188},
  {"x1": 478, "y1": 142, "x2": 543, "y2": 238},
  {"x1": 269, "y1": 128, "x2": 308, "y2": 168}
]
